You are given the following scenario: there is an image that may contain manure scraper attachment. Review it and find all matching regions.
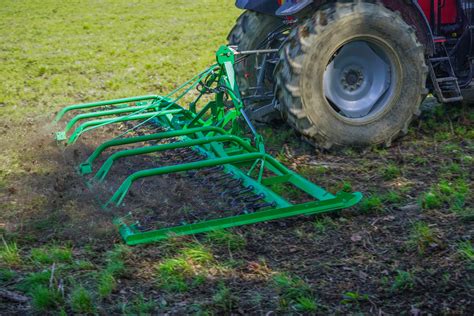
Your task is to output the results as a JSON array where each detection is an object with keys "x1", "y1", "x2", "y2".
[{"x1": 53, "y1": 46, "x2": 362, "y2": 245}]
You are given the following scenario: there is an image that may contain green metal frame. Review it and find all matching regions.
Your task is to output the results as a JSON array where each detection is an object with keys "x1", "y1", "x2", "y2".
[{"x1": 53, "y1": 45, "x2": 362, "y2": 245}]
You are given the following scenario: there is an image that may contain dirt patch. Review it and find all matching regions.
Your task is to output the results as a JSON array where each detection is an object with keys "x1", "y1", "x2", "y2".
[{"x1": 0, "y1": 103, "x2": 472, "y2": 314}]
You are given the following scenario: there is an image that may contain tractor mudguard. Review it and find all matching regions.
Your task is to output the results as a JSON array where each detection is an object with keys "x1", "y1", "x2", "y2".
[
  {"x1": 235, "y1": 0, "x2": 314, "y2": 17},
  {"x1": 235, "y1": 0, "x2": 280, "y2": 16}
]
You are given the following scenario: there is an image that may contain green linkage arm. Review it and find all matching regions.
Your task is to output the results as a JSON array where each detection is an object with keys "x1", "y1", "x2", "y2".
[
  {"x1": 58, "y1": 104, "x2": 161, "y2": 137},
  {"x1": 79, "y1": 126, "x2": 227, "y2": 175},
  {"x1": 93, "y1": 135, "x2": 257, "y2": 182},
  {"x1": 66, "y1": 109, "x2": 183, "y2": 144},
  {"x1": 54, "y1": 95, "x2": 161, "y2": 122}
]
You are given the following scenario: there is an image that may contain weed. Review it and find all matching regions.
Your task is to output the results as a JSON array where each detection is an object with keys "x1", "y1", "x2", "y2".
[
  {"x1": 359, "y1": 195, "x2": 383, "y2": 213},
  {"x1": 182, "y1": 245, "x2": 213, "y2": 265},
  {"x1": 421, "y1": 190, "x2": 443, "y2": 209},
  {"x1": 412, "y1": 156, "x2": 428, "y2": 165},
  {"x1": 103, "y1": 245, "x2": 129, "y2": 277},
  {"x1": 458, "y1": 241, "x2": 474, "y2": 262},
  {"x1": 212, "y1": 283, "x2": 237, "y2": 312},
  {"x1": 0, "y1": 269, "x2": 14, "y2": 284},
  {"x1": 313, "y1": 217, "x2": 336, "y2": 234},
  {"x1": 407, "y1": 221, "x2": 438, "y2": 254},
  {"x1": 70, "y1": 286, "x2": 95, "y2": 314},
  {"x1": 73, "y1": 260, "x2": 95, "y2": 271},
  {"x1": 273, "y1": 272, "x2": 316, "y2": 311},
  {"x1": 270, "y1": 183, "x2": 301, "y2": 201},
  {"x1": 294, "y1": 296, "x2": 318, "y2": 312},
  {"x1": 441, "y1": 163, "x2": 462, "y2": 176},
  {"x1": 121, "y1": 294, "x2": 156, "y2": 315},
  {"x1": 31, "y1": 285, "x2": 64, "y2": 312},
  {"x1": 391, "y1": 270, "x2": 415, "y2": 292},
  {"x1": 421, "y1": 179, "x2": 469, "y2": 211},
  {"x1": 382, "y1": 164, "x2": 401, "y2": 180},
  {"x1": 297, "y1": 165, "x2": 328, "y2": 177},
  {"x1": 341, "y1": 291, "x2": 369, "y2": 306},
  {"x1": 341, "y1": 181, "x2": 353, "y2": 193},
  {"x1": 16, "y1": 271, "x2": 51, "y2": 293},
  {"x1": 155, "y1": 244, "x2": 214, "y2": 293},
  {"x1": 157, "y1": 258, "x2": 191, "y2": 292},
  {"x1": 31, "y1": 245, "x2": 72, "y2": 264},
  {"x1": 0, "y1": 237, "x2": 21, "y2": 266},
  {"x1": 205, "y1": 230, "x2": 246, "y2": 251},
  {"x1": 98, "y1": 271, "x2": 116, "y2": 298},
  {"x1": 383, "y1": 190, "x2": 402, "y2": 204}
]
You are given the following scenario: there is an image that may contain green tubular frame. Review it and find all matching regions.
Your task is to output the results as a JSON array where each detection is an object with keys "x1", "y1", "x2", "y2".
[{"x1": 53, "y1": 45, "x2": 362, "y2": 245}]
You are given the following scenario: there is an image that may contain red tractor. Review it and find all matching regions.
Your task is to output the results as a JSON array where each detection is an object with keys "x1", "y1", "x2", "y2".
[{"x1": 228, "y1": 0, "x2": 473, "y2": 148}]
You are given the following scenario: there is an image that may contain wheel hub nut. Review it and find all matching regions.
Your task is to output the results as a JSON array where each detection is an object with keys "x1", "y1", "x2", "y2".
[{"x1": 341, "y1": 67, "x2": 364, "y2": 92}]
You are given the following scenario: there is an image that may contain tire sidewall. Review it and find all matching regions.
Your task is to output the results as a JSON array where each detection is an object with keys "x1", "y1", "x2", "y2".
[{"x1": 300, "y1": 4, "x2": 425, "y2": 145}]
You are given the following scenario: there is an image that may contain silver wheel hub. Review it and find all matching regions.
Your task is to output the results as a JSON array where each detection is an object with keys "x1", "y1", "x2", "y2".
[{"x1": 323, "y1": 40, "x2": 393, "y2": 118}]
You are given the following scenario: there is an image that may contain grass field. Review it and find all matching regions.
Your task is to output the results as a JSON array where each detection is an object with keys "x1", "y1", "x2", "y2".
[{"x1": 0, "y1": 0, "x2": 473, "y2": 314}]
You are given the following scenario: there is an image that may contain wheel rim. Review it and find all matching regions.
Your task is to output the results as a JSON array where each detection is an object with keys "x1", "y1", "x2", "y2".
[{"x1": 323, "y1": 40, "x2": 395, "y2": 119}]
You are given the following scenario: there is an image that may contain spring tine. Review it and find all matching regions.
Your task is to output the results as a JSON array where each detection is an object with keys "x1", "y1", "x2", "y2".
[
  {"x1": 249, "y1": 202, "x2": 277, "y2": 210},
  {"x1": 227, "y1": 185, "x2": 254, "y2": 196},
  {"x1": 241, "y1": 193, "x2": 265, "y2": 204}
]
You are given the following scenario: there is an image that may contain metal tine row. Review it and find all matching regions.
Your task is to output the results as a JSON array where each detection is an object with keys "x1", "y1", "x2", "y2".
[{"x1": 112, "y1": 122, "x2": 277, "y2": 228}]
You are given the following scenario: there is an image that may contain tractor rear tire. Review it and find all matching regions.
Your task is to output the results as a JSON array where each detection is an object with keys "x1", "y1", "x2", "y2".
[
  {"x1": 275, "y1": 1, "x2": 428, "y2": 149},
  {"x1": 228, "y1": 11, "x2": 284, "y2": 104}
]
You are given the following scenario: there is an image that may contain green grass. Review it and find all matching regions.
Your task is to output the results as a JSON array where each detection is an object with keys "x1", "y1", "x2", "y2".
[
  {"x1": 98, "y1": 271, "x2": 116, "y2": 298},
  {"x1": 0, "y1": 268, "x2": 16, "y2": 282},
  {"x1": 272, "y1": 272, "x2": 318, "y2": 311},
  {"x1": 205, "y1": 230, "x2": 247, "y2": 251},
  {"x1": 391, "y1": 270, "x2": 415, "y2": 292},
  {"x1": 156, "y1": 244, "x2": 214, "y2": 293},
  {"x1": 120, "y1": 294, "x2": 157, "y2": 315},
  {"x1": 31, "y1": 285, "x2": 64, "y2": 312},
  {"x1": 382, "y1": 164, "x2": 401, "y2": 180},
  {"x1": 340, "y1": 291, "x2": 369, "y2": 306},
  {"x1": 16, "y1": 270, "x2": 51, "y2": 294},
  {"x1": 96, "y1": 246, "x2": 130, "y2": 298},
  {"x1": 407, "y1": 221, "x2": 439, "y2": 255},
  {"x1": 0, "y1": 237, "x2": 21, "y2": 266},
  {"x1": 458, "y1": 241, "x2": 474, "y2": 269},
  {"x1": 31, "y1": 245, "x2": 73, "y2": 265},
  {"x1": 359, "y1": 195, "x2": 383, "y2": 213},
  {"x1": 420, "y1": 178, "x2": 469, "y2": 212},
  {"x1": 70, "y1": 286, "x2": 95, "y2": 314},
  {"x1": 211, "y1": 283, "x2": 237, "y2": 313},
  {"x1": 313, "y1": 216, "x2": 337, "y2": 234},
  {"x1": 0, "y1": 0, "x2": 238, "y2": 124}
]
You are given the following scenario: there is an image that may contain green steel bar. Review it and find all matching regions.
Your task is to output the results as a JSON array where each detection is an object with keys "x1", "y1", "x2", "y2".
[
  {"x1": 66, "y1": 109, "x2": 183, "y2": 144},
  {"x1": 79, "y1": 126, "x2": 227, "y2": 175},
  {"x1": 115, "y1": 191, "x2": 362, "y2": 245},
  {"x1": 56, "y1": 104, "x2": 162, "y2": 140},
  {"x1": 54, "y1": 95, "x2": 161, "y2": 122},
  {"x1": 93, "y1": 135, "x2": 257, "y2": 182},
  {"x1": 105, "y1": 152, "x2": 268, "y2": 207}
]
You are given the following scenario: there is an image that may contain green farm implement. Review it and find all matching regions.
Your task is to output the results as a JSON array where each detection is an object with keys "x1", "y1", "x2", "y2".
[{"x1": 53, "y1": 46, "x2": 362, "y2": 245}]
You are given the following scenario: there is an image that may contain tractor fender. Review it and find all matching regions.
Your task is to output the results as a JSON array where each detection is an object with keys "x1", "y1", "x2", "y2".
[
  {"x1": 235, "y1": 0, "x2": 280, "y2": 15},
  {"x1": 235, "y1": 0, "x2": 434, "y2": 53},
  {"x1": 235, "y1": 0, "x2": 314, "y2": 16},
  {"x1": 380, "y1": 0, "x2": 435, "y2": 54}
]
